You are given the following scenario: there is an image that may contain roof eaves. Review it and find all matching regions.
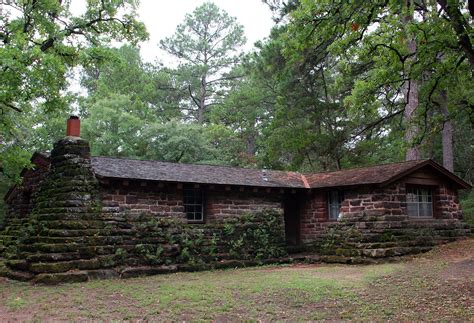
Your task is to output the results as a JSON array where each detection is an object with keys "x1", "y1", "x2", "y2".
[
  {"x1": 381, "y1": 159, "x2": 472, "y2": 189},
  {"x1": 94, "y1": 173, "x2": 306, "y2": 189}
]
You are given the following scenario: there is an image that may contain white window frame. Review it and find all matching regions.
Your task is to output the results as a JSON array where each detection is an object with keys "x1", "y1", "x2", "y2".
[
  {"x1": 183, "y1": 187, "x2": 204, "y2": 223},
  {"x1": 328, "y1": 190, "x2": 343, "y2": 220},
  {"x1": 406, "y1": 187, "x2": 433, "y2": 218}
]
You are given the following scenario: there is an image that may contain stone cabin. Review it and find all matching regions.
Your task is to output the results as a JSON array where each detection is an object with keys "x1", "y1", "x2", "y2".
[{"x1": 1, "y1": 117, "x2": 471, "y2": 283}]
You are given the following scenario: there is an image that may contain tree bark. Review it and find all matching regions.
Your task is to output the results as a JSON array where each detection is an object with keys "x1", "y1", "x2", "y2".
[
  {"x1": 404, "y1": 0, "x2": 422, "y2": 161},
  {"x1": 440, "y1": 90, "x2": 454, "y2": 172},
  {"x1": 437, "y1": 0, "x2": 474, "y2": 68},
  {"x1": 197, "y1": 74, "x2": 207, "y2": 124},
  {"x1": 246, "y1": 132, "x2": 256, "y2": 156}
]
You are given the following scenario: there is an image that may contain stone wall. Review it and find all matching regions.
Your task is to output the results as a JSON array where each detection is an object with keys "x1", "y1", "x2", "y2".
[
  {"x1": 299, "y1": 182, "x2": 470, "y2": 262},
  {"x1": 1, "y1": 157, "x2": 50, "y2": 256},
  {"x1": 3, "y1": 154, "x2": 50, "y2": 228},
  {"x1": 0, "y1": 140, "x2": 287, "y2": 284},
  {"x1": 206, "y1": 188, "x2": 282, "y2": 223},
  {"x1": 101, "y1": 180, "x2": 185, "y2": 218},
  {"x1": 100, "y1": 180, "x2": 283, "y2": 224},
  {"x1": 434, "y1": 184, "x2": 463, "y2": 219}
]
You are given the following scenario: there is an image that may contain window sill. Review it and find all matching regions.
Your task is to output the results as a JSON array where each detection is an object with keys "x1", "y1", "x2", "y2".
[{"x1": 187, "y1": 221, "x2": 206, "y2": 224}]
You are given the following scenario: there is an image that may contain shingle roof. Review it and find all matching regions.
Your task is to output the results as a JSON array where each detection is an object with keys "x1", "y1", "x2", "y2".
[
  {"x1": 90, "y1": 157, "x2": 307, "y2": 188},
  {"x1": 90, "y1": 157, "x2": 471, "y2": 189},
  {"x1": 8, "y1": 153, "x2": 468, "y2": 193},
  {"x1": 304, "y1": 159, "x2": 471, "y2": 189},
  {"x1": 304, "y1": 159, "x2": 424, "y2": 188}
]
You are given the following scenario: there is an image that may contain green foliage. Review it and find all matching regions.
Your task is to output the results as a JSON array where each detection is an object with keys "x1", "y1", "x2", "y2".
[
  {"x1": 0, "y1": 174, "x2": 12, "y2": 227},
  {"x1": 279, "y1": 0, "x2": 473, "y2": 166},
  {"x1": 80, "y1": 45, "x2": 182, "y2": 122},
  {"x1": 132, "y1": 209, "x2": 285, "y2": 267},
  {"x1": 135, "y1": 244, "x2": 164, "y2": 266},
  {"x1": 460, "y1": 190, "x2": 474, "y2": 227},
  {"x1": 223, "y1": 209, "x2": 287, "y2": 260},
  {"x1": 1, "y1": 0, "x2": 148, "y2": 180},
  {"x1": 160, "y1": 2, "x2": 246, "y2": 123},
  {"x1": 114, "y1": 248, "x2": 128, "y2": 263},
  {"x1": 175, "y1": 229, "x2": 215, "y2": 266}
]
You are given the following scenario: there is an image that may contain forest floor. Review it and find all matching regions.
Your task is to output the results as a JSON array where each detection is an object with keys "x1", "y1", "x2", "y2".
[{"x1": 0, "y1": 238, "x2": 472, "y2": 321}]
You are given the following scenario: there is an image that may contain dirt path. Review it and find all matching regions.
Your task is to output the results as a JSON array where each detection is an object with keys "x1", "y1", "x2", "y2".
[{"x1": 347, "y1": 238, "x2": 474, "y2": 320}]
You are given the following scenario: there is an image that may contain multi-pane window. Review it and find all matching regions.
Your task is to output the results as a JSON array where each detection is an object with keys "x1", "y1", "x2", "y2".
[
  {"x1": 328, "y1": 190, "x2": 343, "y2": 220},
  {"x1": 406, "y1": 187, "x2": 433, "y2": 217},
  {"x1": 183, "y1": 188, "x2": 204, "y2": 222}
]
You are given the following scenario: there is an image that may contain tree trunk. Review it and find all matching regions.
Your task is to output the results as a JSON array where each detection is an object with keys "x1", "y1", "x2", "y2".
[
  {"x1": 404, "y1": 0, "x2": 421, "y2": 161},
  {"x1": 437, "y1": 0, "x2": 474, "y2": 68},
  {"x1": 197, "y1": 75, "x2": 207, "y2": 124},
  {"x1": 246, "y1": 133, "x2": 256, "y2": 156},
  {"x1": 440, "y1": 90, "x2": 454, "y2": 172}
]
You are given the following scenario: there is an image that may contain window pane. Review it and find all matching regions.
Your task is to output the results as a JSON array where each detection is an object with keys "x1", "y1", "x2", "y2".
[
  {"x1": 406, "y1": 187, "x2": 432, "y2": 218},
  {"x1": 328, "y1": 191, "x2": 341, "y2": 219},
  {"x1": 419, "y1": 202, "x2": 432, "y2": 217},
  {"x1": 183, "y1": 188, "x2": 204, "y2": 222},
  {"x1": 194, "y1": 212, "x2": 203, "y2": 221},
  {"x1": 407, "y1": 192, "x2": 417, "y2": 202},
  {"x1": 186, "y1": 212, "x2": 194, "y2": 221},
  {"x1": 407, "y1": 202, "x2": 418, "y2": 217}
]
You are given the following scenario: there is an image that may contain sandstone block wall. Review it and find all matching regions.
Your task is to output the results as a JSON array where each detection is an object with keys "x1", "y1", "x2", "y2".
[
  {"x1": 298, "y1": 182, "x2": 470, "y2": 261},
  {"x1": 4, "y1": 154, "x2": 50, "y2": 227},
  {"x1": 0, "y1": 145, "x2": 287, "y2": 283},
  {"x1": 100, "y1": 180, "x2": 284, "y2": 224}
]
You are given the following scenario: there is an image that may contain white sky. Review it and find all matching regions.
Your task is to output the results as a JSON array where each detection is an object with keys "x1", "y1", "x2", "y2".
[
  {"x1": 72, "y1": 0, "x2": 276, "y2": 63},
  {"x1": 139, "y1": 0, "x2": 275, "y2": 63}
]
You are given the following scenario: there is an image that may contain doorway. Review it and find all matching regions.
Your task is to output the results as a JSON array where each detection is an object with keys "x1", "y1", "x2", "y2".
[{"x1": 283, "y1": 195, "x2": 300, "y2": 246}]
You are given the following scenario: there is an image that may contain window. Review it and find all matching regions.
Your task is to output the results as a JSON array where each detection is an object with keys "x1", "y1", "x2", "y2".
[
  {"x1": 183, "y1": 187, "x2": 204, "y2": 222},
  {"x1": 328, "y1": 190, "x2": 343, "y2": 220},
  {"x1": 406, "y1": 187, "x2": 433, "y2": 217}
]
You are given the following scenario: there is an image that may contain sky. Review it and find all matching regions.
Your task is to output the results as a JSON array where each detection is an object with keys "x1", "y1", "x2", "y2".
[
  {"x1": 139, "y1": 0, "x2": 275, "y2": 63},
  {"x1": 73, "y1": 0, "x2": 276, "y2": 64}
]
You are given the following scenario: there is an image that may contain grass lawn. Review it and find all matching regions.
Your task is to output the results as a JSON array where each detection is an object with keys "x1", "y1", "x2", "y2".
[{"x1": 0, "y1": 238, "x2": 472, "y2": 321}]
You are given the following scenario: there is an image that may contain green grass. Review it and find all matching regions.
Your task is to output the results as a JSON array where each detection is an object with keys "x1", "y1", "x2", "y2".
[
  {"x1": 0, "y1": 263, "x2": 399, "y2": 320},
  {"x1": 0, "y1": 239, "x2": 472, "y2": 321},
  {"x1": 6, "y1": 296, "x2": 26, "y2": 311}
]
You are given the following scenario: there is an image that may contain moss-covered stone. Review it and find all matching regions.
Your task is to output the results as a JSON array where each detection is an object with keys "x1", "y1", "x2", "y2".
[{"x1": 33, "y1": 271, "x2": 89, "y2": 284}]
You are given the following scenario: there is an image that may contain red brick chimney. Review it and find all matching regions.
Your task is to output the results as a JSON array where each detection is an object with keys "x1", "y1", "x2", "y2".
[{"x1": 66, "y1": 116, "x2": 80, "y2": 137}]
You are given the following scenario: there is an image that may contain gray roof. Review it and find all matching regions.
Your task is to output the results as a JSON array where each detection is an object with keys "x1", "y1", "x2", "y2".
[
  {"x1": 304, "y1": 159, "x2": 471, "y2": 189},
  {"x1": 90, "y1": 157, "x2": 307, "y2": 188}
]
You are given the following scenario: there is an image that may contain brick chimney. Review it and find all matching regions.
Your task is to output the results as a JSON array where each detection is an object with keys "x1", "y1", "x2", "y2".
[{"x1": 66, "y1": 116, "x2": 81, "y2": 137}]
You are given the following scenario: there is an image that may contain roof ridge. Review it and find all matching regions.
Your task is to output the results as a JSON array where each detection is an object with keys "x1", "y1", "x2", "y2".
[
  {"x1": 300, "y1": 174, "x2": 310, "y2": 189},
  {"x1": 303, "y1": 159, "x2": 429, "y2": 176}
]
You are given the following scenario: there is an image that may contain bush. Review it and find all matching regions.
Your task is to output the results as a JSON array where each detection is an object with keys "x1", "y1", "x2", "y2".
[
  {"x1": 223, "y1": 209, "x2": 287, "y2": 260},
  {"x1": 133, "y1": 209, "x2": 287, "y2": 266}
]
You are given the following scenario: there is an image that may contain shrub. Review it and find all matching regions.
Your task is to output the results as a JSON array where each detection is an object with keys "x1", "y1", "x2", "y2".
[
  {"x1": 223, "y1": 209, "x2": 287, "y2": 260},
  {"x1": 133, "y1": 209, "x2": 287, "y2": 266}
]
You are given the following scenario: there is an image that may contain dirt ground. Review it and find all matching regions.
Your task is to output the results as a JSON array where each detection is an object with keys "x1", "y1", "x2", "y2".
[{"x1": 0, "y1": 238, "x2": 472, "y2": 321}]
